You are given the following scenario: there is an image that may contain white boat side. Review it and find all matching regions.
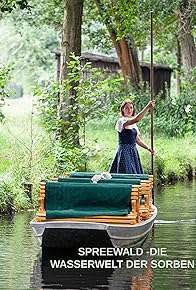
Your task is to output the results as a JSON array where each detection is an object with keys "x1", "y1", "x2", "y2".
[{"x1": 30, "y1": 205, "x2": 157, "y2": 248}]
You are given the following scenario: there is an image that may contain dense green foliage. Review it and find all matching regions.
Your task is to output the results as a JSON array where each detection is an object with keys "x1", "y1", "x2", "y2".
[
  {"x1": 0, "y1": 17, "x2": 59, "y2": 93},
  {"x1": 0, "y1": 0, "x2": 195, "y2": 93},
  {"x1": 0, "y1": 63, "x2": 13, "y2": 121},
  {"x1": 0, "y1": 0, "x2": 28, "y2": 13},
  {"x1": 123, "y1": 80, "x2": 196, "y2": 138}
]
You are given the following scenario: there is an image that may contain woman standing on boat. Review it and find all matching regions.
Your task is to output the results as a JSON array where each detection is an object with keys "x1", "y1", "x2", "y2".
[{"x1": 109, "y1": 99, "x2": 155, "y2": 174}]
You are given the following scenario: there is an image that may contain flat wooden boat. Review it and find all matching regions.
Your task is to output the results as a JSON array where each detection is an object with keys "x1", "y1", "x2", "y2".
[{"x1": 30, "y1": 172, "x2": 157, "y2": 248}]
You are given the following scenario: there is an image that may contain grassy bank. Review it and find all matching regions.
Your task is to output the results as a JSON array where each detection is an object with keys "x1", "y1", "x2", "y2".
[
  {"x1": 0, "y1": 98, "x2": 196, "y2": 213},
  {"x1": 85, "y1": 120, "x2": 196, "y2": 184},
  {"x1": 0, "y1": 98, "x2": 56, "y2": 213}
]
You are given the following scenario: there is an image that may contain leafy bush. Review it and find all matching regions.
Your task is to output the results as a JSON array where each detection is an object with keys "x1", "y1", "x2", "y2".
[
  {"x1": 0, "y1": 180, "x2": 31, "y2": 214},
  {"x1": 105, "y1": 78, "x2": 196, "y2": 138},
  {"x1": 0, "y1": 63, "x2": 13, "y2": 121},
  {"x1": 155, "y1": 87, "x2": 195, "y2": 137},
  {"x1": 0, "y1": 182, "x2": 14, "y2": 214}
]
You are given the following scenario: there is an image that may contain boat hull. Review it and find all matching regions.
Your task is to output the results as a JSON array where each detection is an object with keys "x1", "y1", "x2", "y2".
[{"x1": 30, "y1": 205, "x2": 157, "y2": 248}]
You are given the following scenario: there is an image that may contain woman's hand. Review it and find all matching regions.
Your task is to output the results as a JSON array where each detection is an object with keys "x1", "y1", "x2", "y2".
[
  {"x1": 147, "y1": 100, "x2": 155, "y2": 109},
  {"x1": 147, "y1": 147, "x2": 155, "y2": 155}
]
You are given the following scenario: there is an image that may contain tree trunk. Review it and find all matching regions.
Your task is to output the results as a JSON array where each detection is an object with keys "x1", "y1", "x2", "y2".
[
  {"x1": 127, "y1": 40, "x2": 141, "y2": 88},
  {"x1": 176, "y1": 38, "x2": 182, "y2": 95},
  {"x1": 177, "y1": 0, "x2": 196, "y2": 82},
  {"x1": 94, "y1": 0, "x2": 141, "y2": 89},
  {"x1": 58, "y1": 0, "x2": 83, "y2": 145},
  {"x1": 115, "y1": 37, "x2": 141, "y2": 89}
]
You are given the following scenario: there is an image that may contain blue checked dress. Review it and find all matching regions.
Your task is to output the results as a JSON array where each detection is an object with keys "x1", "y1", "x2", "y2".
[{"x1": 109, "y1": 119, "x2": 144, "y2": 174}]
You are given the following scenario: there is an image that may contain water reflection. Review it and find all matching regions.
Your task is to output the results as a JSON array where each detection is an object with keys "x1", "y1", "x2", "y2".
[
  {"x1": 0, "y1": 212, "x2": 40, "y2": 289},
  {"x1": 32, "y1": 233, "x2": 155, "y2": 290},
  {"x1": 152, "y1": 180, "x2": 196, "y2": 290},
  {"x1": 155, "y1": 179, "x2": 196, "y2": 221},
  {"x1": 152, "y1": 223, "x2": 196, "y2": 290}
]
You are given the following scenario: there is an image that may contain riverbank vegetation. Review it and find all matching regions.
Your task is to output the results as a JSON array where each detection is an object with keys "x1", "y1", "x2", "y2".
[{"x1": 0, "y1": 94, "x2": 195, "y2": 214}]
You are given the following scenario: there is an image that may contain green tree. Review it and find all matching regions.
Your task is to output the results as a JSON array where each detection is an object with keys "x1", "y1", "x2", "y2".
[
  {"x1": 0, "y1": 16, "x2": 60, "y2": 93},
  {"x1": 0, "y1": 0, "x2": 28, "y2": 13},
  {"x1": 84, "y1": 0, "x2": 195, "y2": 91},
  {"x1": 92, "y1": 0, "x2": 141, "y2": 89}
]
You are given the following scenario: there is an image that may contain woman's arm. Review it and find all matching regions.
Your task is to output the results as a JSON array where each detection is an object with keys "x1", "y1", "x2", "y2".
[
  {"x1": 123, "y1": 100, "x2": 155, "y2": 128},
  {"x1": 136, "y1": 135, "x2": 154, "y2": 154}
]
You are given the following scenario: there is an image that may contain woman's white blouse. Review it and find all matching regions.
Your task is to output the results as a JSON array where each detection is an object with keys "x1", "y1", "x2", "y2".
[{"x1": 115, "y1": 117, "x2": 140, "y2": 134}]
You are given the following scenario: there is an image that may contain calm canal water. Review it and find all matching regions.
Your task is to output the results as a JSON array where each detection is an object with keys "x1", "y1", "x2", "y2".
[{"x1": 0, "y1": 180, "x2": 195, "y2": 290}]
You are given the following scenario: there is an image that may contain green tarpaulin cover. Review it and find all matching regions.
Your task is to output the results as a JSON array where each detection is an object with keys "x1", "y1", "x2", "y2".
[
  {"x1": 46, "y1": 182, "x2": 132, "y2": 219},
  {"x1": 58, "y1": 177, "x2": 141, "y2": 185},
  {"x1": 70, "y1": 172, "x2": 149, "y2": 180}
]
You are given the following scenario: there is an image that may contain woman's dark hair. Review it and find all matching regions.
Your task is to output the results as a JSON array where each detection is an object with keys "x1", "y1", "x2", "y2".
[{"x1": 120, "y1": 99, "x2": 135, "y2": 116}]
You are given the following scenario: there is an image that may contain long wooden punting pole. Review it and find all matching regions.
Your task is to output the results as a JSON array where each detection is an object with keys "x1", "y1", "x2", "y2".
[{"x1": 150, "y1": 11, "x2": 154, "y2": 203}]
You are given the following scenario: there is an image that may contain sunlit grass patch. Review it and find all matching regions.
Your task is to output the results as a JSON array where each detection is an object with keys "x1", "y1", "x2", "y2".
[{"x1": 0, "y1": 159, "x2": 11, "y2": 173}]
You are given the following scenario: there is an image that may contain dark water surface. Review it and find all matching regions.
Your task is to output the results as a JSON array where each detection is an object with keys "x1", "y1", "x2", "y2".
[{"x1": 0, "y1": 180, "x2": 195, "y2": 290}]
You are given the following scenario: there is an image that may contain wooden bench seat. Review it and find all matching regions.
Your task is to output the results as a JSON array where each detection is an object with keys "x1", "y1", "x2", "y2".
[
  {"x1": 36, "y1": 180, "x2": 141, "y2": 224},
  {"x1": 51, "y1": 175, "x2": 153, "y2": 219}
]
